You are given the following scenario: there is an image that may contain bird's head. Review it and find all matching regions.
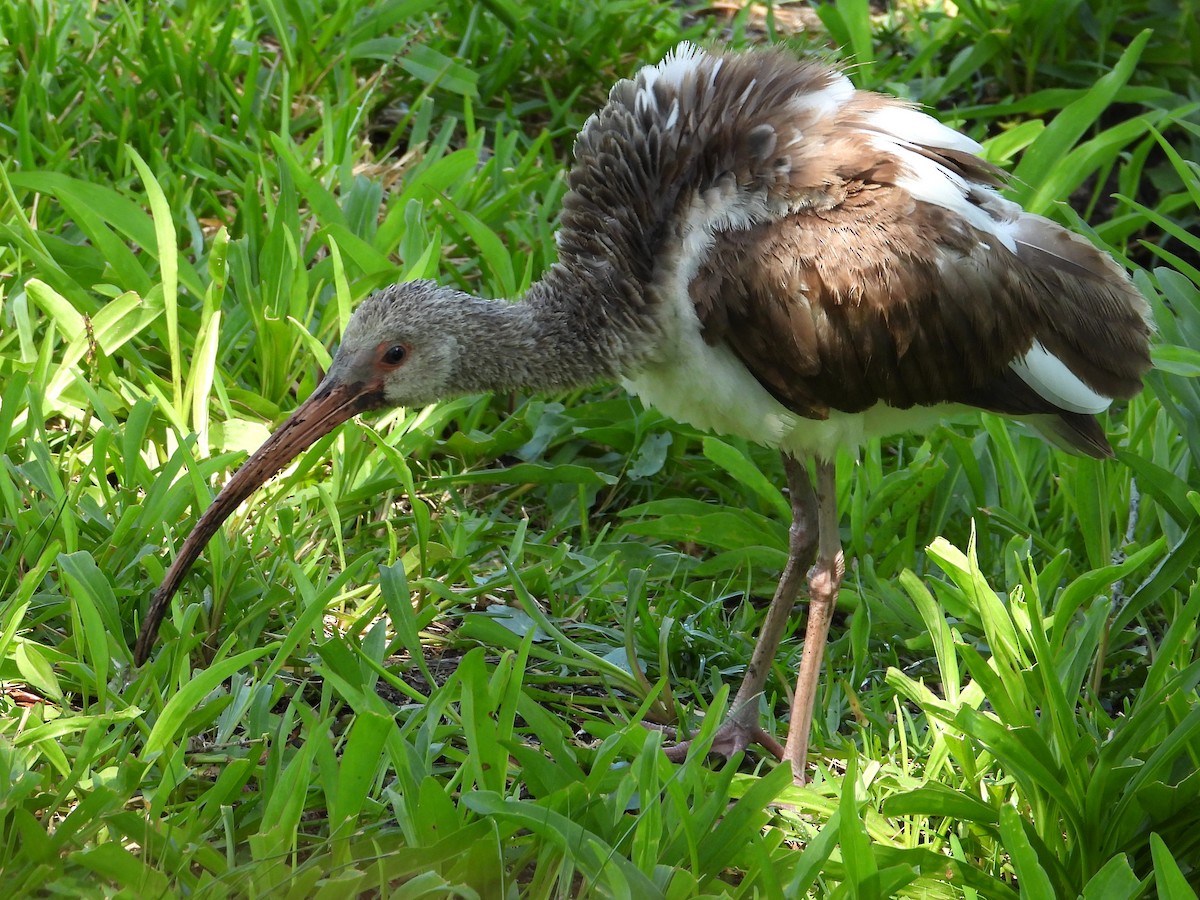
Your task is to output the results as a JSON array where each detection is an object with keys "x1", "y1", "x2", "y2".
[
  {"x1": 133, "y1": 279, "x2": 472, "y2": 663},
  {"x1": 324, "y1": 280, "x2": 475, "y2": 411}
]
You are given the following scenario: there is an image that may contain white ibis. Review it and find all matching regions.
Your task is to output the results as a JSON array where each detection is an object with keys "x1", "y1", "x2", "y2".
[{"x1": 135, "y1": 43, "x2": 1152, "y2": 784}]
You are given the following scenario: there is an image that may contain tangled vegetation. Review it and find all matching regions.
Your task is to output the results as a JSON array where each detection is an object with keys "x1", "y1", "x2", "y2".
[{"x1": 2, "y1": 0, "x2": 1198, "y2": 895}]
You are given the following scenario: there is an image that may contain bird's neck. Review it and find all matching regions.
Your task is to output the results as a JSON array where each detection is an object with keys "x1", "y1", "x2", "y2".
[{"x1": 455, "y1": 263, "x2": 656, "y2": 396}]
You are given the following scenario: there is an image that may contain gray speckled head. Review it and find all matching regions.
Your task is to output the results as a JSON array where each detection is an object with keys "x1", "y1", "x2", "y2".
[
  {"x1": 326, "y1": 273, "x2": 635, "y2": 408},
  {"x1": 327, "y1": 280, "x2": 477, "y2": 408}
]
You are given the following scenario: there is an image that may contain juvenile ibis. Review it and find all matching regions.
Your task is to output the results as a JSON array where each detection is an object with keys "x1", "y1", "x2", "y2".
[{"x1": 135, "y1": 43, "x2": 1152, "y2": 783}]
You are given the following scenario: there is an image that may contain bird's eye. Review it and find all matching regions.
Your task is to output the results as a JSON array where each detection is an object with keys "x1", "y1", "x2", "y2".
[{"x1": 381, "y1": 344, "x2": 408, "y2": 366}]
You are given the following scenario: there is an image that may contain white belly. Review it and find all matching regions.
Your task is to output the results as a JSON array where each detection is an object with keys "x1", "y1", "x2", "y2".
[{"x1": 624, "y1": 337, "x2": 965, "y2": 460}]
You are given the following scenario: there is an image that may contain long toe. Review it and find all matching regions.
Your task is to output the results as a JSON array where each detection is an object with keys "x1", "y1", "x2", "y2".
[{"x1": 662, "y1": 718, "x2": 785, "y2": 763}]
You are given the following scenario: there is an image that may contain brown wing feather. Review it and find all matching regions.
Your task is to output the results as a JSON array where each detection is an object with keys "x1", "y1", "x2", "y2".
[{"x1": 692, "y1": 143, "x2": 1151, "y2": 457}]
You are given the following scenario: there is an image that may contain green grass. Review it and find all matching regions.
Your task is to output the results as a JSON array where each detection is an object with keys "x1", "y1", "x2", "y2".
[{"x1": 2, "y1": 0, "x2": 1199, "y2": 896}]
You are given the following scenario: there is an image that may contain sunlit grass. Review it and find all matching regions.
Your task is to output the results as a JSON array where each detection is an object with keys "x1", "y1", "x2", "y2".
[{"x1": 2, "y1": 0, "x2": 1199, "y2": 895}]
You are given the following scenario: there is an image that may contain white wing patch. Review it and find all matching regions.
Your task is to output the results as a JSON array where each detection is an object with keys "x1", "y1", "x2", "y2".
[
  {"x1": 870, "y1": 137, "x2": 1018, "y2": 253},
  {"x1": 788, "y1": 73, "x2": 855, "y2": 119},
  {"x1": 1009, "y1": 340, "x2": 1111, "y2": 414},
  {"x1": 664, "y1": 97, "x2": 680, "y2": 131},
  {"x1": 636, "y1": 43, "x2": 708, "y2": 118},
  {"x1": 861, "y1": 104, "x2": 1023, "y2": 255},
  {"x1": 863, "y1": 105, "x2": 982, "y2": 154},
  {"x1": 651, "y1": 41, "x2": 707, "y2": 88}
]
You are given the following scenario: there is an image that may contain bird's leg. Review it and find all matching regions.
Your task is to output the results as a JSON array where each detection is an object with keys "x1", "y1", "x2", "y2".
[
  {"x1": 664, "y1": 454, "x2": 818, "y2": 763},
  {"x1": 783, "y1": 459, "x2": 844, "y2": 784}
]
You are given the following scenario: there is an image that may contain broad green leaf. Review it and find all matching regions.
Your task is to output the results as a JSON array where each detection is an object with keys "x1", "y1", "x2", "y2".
[
  {"x1": 702, "y1": 437, "x2": 790, "y2": 520},
  {"x1": 250, "y1": 739, "x2": 317, "y2": 862},
  {"x1": 882, "y1": 783, "x2": 998, "y2": 825},
  {"x1": 396, "y1": 43, "x2": 479, "y2": 96},
  {"x1": 463, "y1": 791, "x2": 660, "y2": 897},
  {"x1": 1081, "y1": 854, "x2": 1142, "y2": 900},
  {"x1": 1151, "y1": 833, "x2": 1199, "y2": 900},
  {"x1": 128, "y1": 148, "x2": 181, "y2": 412},
  {"x1": 998, "y1": 806, "x2": 1057, "y2": 900},
  {"x1": 142, "y1": 646, "x2": 275, "y2": 757},
  {"x1": 330, "y1": 711, "x2": 394, "y2": 840},
  {"x1": 1153, "y1": 344, "x2": 1200, "y2": 378}
]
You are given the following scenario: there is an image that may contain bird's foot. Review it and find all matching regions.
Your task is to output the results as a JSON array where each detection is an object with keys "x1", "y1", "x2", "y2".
[{"x1": 660, "y1": 715, "x2": 785, "y2": 763}]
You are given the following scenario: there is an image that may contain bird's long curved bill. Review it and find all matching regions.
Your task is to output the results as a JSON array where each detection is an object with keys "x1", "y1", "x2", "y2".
[{"x1": 134, "y1": 379, "x2": 383, "y2": 664}]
